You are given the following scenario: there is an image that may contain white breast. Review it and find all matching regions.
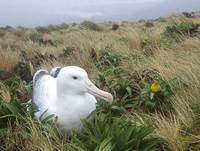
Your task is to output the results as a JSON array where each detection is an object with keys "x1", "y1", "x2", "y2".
[{"x1": 55, "y1": 93, "x2": 96, "y2": 131}]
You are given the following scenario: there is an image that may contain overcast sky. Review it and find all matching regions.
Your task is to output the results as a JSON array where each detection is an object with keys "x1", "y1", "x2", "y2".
[{"x1": 0, "y1": 0, "x2": 199, "y2": 27}]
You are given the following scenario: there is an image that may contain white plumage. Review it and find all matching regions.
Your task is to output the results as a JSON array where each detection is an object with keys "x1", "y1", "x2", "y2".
[{"x1": 32, "y1": 66, "x2": 112, "y2": 131}]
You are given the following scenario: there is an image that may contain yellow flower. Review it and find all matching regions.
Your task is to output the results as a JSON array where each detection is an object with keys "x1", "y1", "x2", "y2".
[{"x1": 150, "y1": 83, "x2": 161, "y2": 93}]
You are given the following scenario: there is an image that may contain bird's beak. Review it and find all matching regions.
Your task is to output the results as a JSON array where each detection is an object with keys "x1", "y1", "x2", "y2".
[{"x1": 86, "y1": 79, "x2": 113, "y2": 103}]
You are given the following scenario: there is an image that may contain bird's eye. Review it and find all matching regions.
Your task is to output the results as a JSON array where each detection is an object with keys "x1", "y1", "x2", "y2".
[{"x1": 72, "y1": 76, "x2": 78, "y2": 80}]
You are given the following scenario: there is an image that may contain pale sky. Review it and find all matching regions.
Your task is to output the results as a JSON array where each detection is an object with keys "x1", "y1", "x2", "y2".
[{"x1": 0, "y1": 0, "x2": 199, "y2": 27}]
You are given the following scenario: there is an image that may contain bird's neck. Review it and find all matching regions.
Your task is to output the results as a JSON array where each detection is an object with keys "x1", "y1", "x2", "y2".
[
  {"x1": 57, "y1": 89, "x2": 85, "y2": 100},
  {"x1": 57, "y1": 92, "x2": 86, "y2": 99},
  {"x1": 56, "y1": 87, "x2": 85, "y2": 101},
  {"x1": 56, "y1": 91, "x2": 90, "y2": 113}
]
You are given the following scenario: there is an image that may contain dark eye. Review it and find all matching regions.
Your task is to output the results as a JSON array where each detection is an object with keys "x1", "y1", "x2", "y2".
[{"x1": 72, "y1": 76, "x2": 78, "y2": 80}]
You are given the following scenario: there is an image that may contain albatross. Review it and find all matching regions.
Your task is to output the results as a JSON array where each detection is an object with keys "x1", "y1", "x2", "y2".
[{"x1": 32, "y1": 66, "x2": 113, "y2": 131}]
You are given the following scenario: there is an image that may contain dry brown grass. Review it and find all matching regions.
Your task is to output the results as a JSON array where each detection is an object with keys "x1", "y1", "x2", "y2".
[
  {"x1": 152, "y1": 114, "x2": 186, "y2": 151},
  {"x1": 0, "y1": 81, "x2": 11, "y2": 103},
  {"x1": 126, "y1": 31, "x2": 140, "y2": 50},
  {"x1": 0, "y1": 51, "x2": 19, "y2": 73}
]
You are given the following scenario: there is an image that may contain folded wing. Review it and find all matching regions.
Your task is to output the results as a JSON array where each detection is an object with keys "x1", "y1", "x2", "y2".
[{"x1": 32, "y1": 69, "x2": 56, "y2": 117}]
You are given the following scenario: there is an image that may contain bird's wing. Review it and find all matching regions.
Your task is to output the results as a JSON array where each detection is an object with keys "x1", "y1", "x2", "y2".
[
  {"x1": 50, "y1": 67, "x2": 62, "y2": 78},
  {"x1": 32, "y1": 69, "x2": 57, "y2": 117}
]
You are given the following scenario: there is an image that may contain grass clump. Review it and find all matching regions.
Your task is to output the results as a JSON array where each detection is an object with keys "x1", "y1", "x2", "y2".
[
  {"x1": 80, "y1": 21, "x2": 102, "y2": 31},
  {"x1": 36, "y1": 26, "x2": 50, "y2": 33},
  {"x1": 156, "y1": 17, "x2": 166, "y2": 22},
  {"x1": 112, "y1": 24, "x2": 120, "y2": 31},
  {"x1": 47, "y1": 24, "x2": 69, "y2": 32},
  {"x1": 144, "y1": 21, "x2": 154, "y2": 27},
  {"x1": 140, "y1": 34, "x2": 160, "y2": 56},
  {"x1": 138, "y1": 19, "x2": 145, "y2": 23},
  {"x1": 182, "y1": 12, "x2": 195, "y2": 18},
  {"x1": 96, "y1": 47, "x2": 122, "y2": 70},
  {"x1": 0, "y1": 51, "x2": 20, "y2": 79},
  {"x1": 163, "y1": 22, "x2": 199, "y2": 41},
  {"x1": 26, "y1": 30, "x2": 42, "y2": 42}
]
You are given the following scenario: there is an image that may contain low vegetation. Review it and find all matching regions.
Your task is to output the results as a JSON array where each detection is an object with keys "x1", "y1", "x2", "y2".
[
  {"x1": 0, "y1": 12, "x2": 200, "y2": 150},
  {"x1": 80, "y1": 21, "x2": 102, "y2": 31}
]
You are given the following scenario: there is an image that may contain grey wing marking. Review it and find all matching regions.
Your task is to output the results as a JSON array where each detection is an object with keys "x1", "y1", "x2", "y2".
[{"x1": 50, "y1": 67, "x2": 62, "y2": 78}]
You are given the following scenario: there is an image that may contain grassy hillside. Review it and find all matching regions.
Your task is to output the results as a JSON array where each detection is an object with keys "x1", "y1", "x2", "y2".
[{"x1": 0, "y1": 12, "x2": 200, "y2": 151}]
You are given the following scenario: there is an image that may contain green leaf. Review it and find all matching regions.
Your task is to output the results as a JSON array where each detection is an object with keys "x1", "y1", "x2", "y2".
[
  {"x1": 111, "y1": 106, "x2": 126, "y2": 113},
  {"x1": 95, "y1": 138, "x2": 112, "y2": 151}
]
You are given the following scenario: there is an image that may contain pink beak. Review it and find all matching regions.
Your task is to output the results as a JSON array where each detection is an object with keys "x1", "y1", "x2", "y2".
[{"x1": 86, "y1": 79, "x2": 113, "y2": 103}]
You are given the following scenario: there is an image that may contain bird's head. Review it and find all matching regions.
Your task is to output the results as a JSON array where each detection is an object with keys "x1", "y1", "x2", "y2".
[{"x1": 57, "y1": 66, "x2": 113, "y2": 103}]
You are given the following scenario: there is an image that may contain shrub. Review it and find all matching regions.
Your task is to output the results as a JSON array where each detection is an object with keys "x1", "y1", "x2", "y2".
[
  {"x1": 27, "y1": 30, "x2": 42, "y2": 42},
  {"x1": 182, "y1": 12, "x2": 194, "y2": 18},
  {"x1": 145, "y1": 21, "x2": 154, "y2": 28},
  {"x1": 138, "y1": 78, "x2": 175, "y2": 112},
  {"x1": 156, "y1": 17, "x2": 166, "y2": 22},
  {"x1": 97, "y1": 68, "x2": 167, "y2": 113},
  {"x1": 47, "y1": 25, "x2": 59, "y2": 32},
  {"x1": 80, "y1": 21, "x2": 102, "y2": 31},
  {"x1": 163, "y1": 22, "x2": 199, "y2": 41},
  {"x1": 71, "y1": 113, "x2": 160, "y2": 151},
  {"x1": 45, "y1": 24, "x2": 69, "y2": 32},
  {"x1": 0, "y1": 26, "x2": 13, "y2": 31},
  {"x1": 36, "y1": 26, "x2": 50, "y2": 33},
  {"x1": 71, "y1": 23, "x2": 77, "y2": 26},
  {"x1": 138, "y1": 19, "x2": 145, "y2": 23},
  {"x1": 96, "y1": 49, "x2": 139, "y2": 114},
  {"x1": 59, "y1": 24, "x2": 69, "y2": 30},
  {"x1": 2, "y1": 77, "x2": 32, "y2": 102},
  {"x1": 95, "y1": 47, "x2": 179, "y2": 112},
  {"x1": 97, "y1": 67, "x2": 133, "y2": 99},
  {"x1": 112, "y1": 24, "x2": 119, "y2": 31},
  {"x1": 0, "y1": 78, "x2": 29, "y2": 130},
  {"x1": 0, "y1": 100, "x2": 26, "y2": 132},
  {"x1": 96, "y1": 47, "x2": 121, "y2": 70}
]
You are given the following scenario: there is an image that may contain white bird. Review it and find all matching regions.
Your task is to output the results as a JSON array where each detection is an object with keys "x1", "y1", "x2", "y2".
[{"x1": 32, "y1": 66, "x2": 113, "y2": 131}]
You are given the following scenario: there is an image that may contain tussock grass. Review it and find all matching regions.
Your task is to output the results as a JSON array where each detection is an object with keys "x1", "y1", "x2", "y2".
[
  {"x1": 3, "y1": 117, "x2": 66, "y2": 151},
  {"x1": 0, "y1": 81, "x2": 11, "y2": 103},
  {"x1": 152, "y1": 114, "x2": 185, "y2": 151},
  {"x1": 0, "y1": 51, "x2": 19, "y2": 72}
]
